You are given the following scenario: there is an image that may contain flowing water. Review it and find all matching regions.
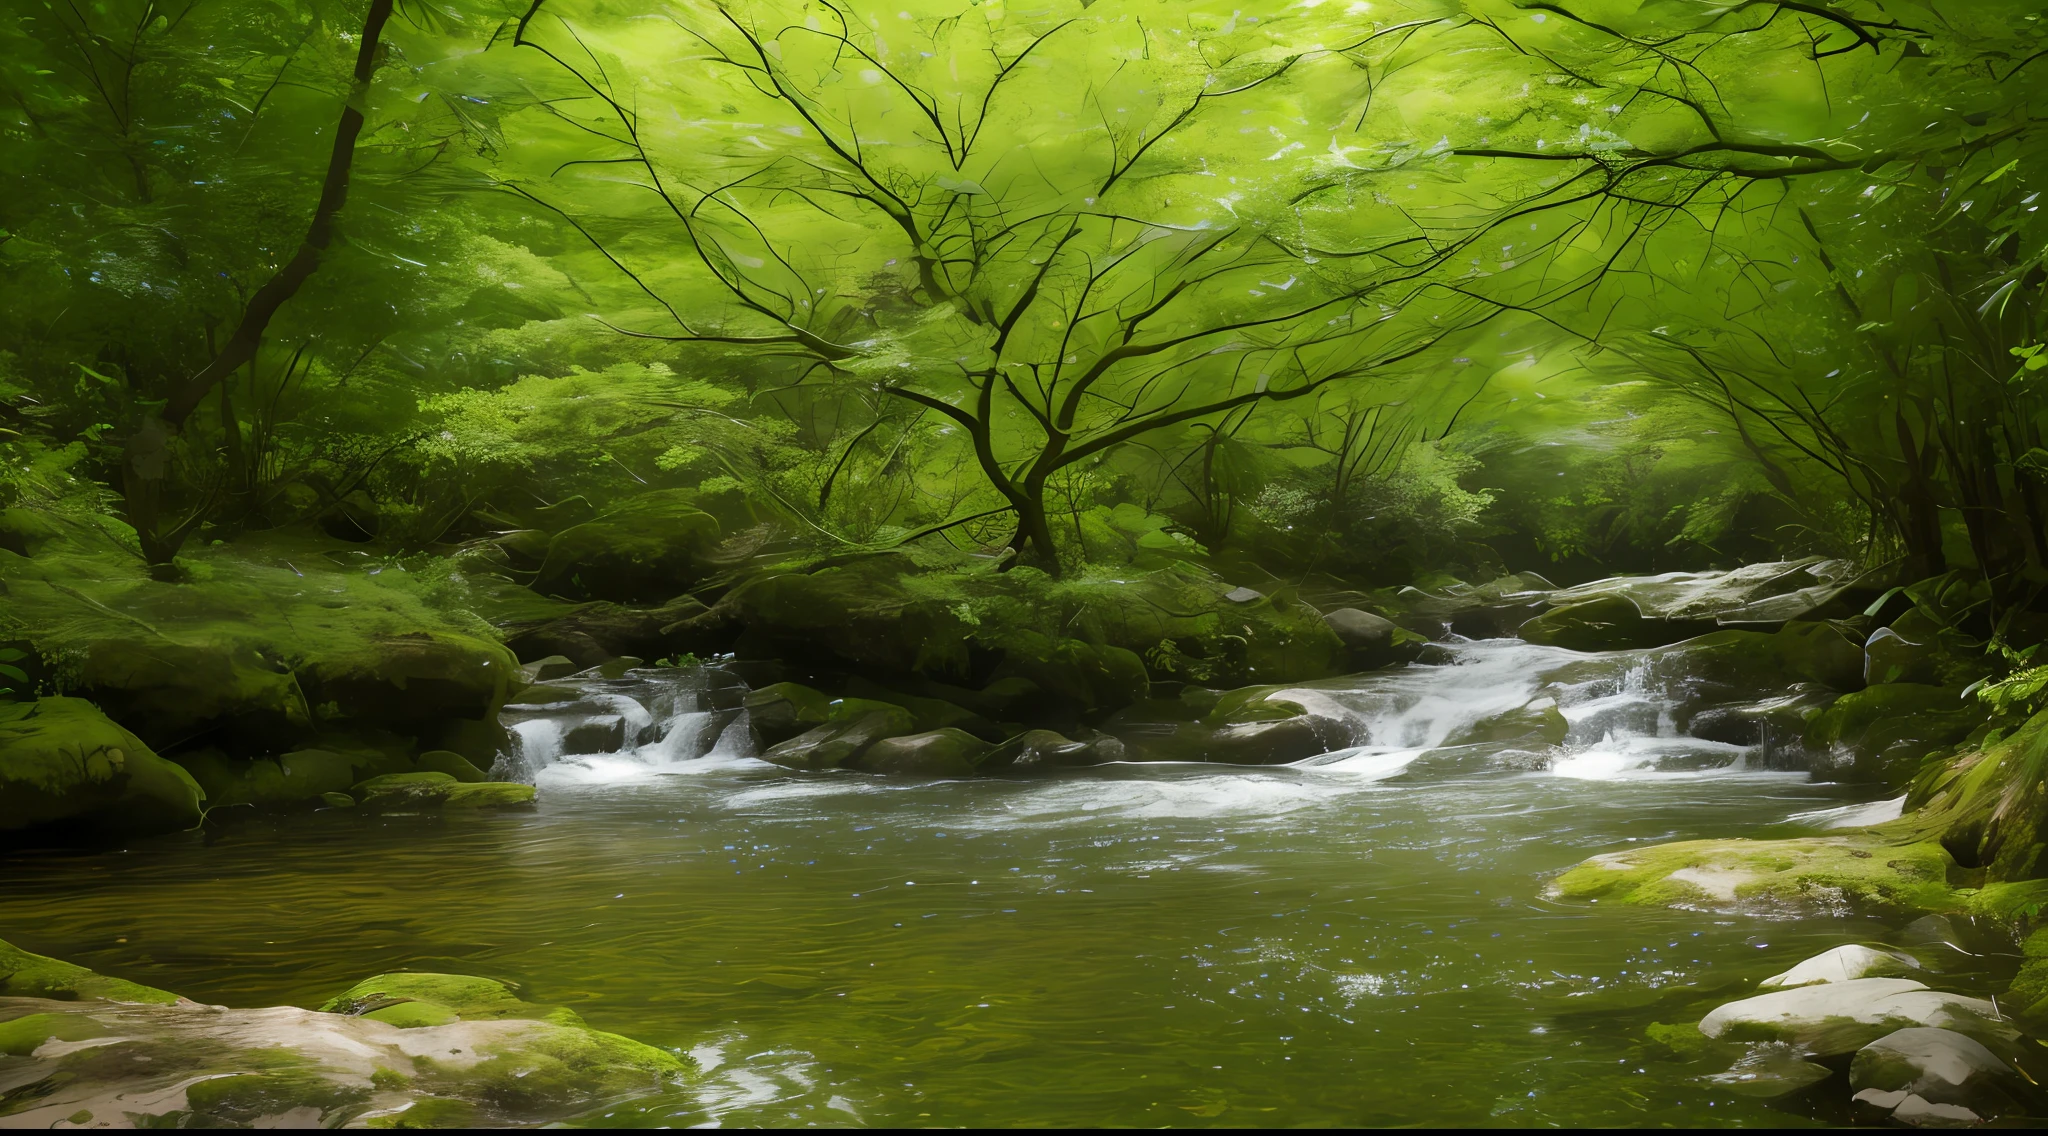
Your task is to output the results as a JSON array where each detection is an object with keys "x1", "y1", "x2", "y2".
[{"x1": 0, "y1": 639, "x2": 1932, "y2": 1127}]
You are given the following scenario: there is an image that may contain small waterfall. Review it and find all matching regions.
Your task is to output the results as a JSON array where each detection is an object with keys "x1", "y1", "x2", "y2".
[
  {"x1": 1286, "y1": 637, "x2": 1790, "y2": 782},
  {"x1": 499, "y1": 665, "x2": 752, "y2": 785}
]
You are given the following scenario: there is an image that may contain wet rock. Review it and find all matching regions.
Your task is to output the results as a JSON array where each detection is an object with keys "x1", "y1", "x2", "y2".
[
  {"x1": 350, "y1": 772, "x2": 536, "y2": 811},
  {"x1": 1758, "y1": 944, "x2": 1920, "y2": 989},
  {"x1": 842, "y1": 677, "x2": 1002, "y2": 740},
  {"x1": 1647, "y1": 621, "x2": 1867, "y2": 698},
  {"x1": 1804, "y1": 685, "x2": 1983, "y2": 787},
  {"x1": 1520, "y1": 595, "x2": 1713, "y2": 651},
  {"x1": 760, "y1": 704, "x2": 916, "y2": 771},
  {"x1": 533, "y1": 489, "x2": 723, "y2": 604},
  {"x1": 0, "y1": 697, "x2": 205, "y2": 839},
  {"x1": 0, "y1": 939, "x2": 690, "y2": 1128},
  {"x1": 1682, "y1": 687, "x2": 1833, "y2": 768},
  {"x1": 745, "y1": 681, "x2": 832, "y2": 748},
  {"x1": 1444, "y1": 697, "x2": 1568, "y2": 748},
  {"x1": 1851, "y1": 1027, "x2": 2018, "y2": 1110},
  {"x1": 1545, "y1": 557, "x2": 1872, "y2": 626},
  {"x1": 562, "y1": 715, "x2": 627, "y2": 755},
  {"x1": 980, "y1": 728, "x2": 1119, "y2": 770},
  {"x1": 1698, "y1": 978, "x2": 2003, "y2": 1055},
  {"x1": 1322, "y1": 608, "x2": 1426, "y2": 671},
  {"x1": 856, "y1": 728, "x2": 990, "y2": 776},
  {"x1": 1203, "y1": 716, "x2": 1335, "y2": 764}
]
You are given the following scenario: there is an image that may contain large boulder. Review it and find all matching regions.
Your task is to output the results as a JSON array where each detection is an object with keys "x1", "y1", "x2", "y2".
[
  {"x1": 1543, "y1": 557, "x2": 1872, "y2": 626},
  {"x1": 1644, "y1": 621, "x2": 1867, "y2": 700},
  {"x1": 1805, "y1": 685, "x2": 1984, "y2": 787},
  {"x1": 1698, "y1": 978, "x2": 2004, "y2": 1055},
  {"x1": 1520, "y1": 595, "x2": 1712, "y2": 651},
  {"x1": 503, "y1": 596, "x2": 711, "y2": 670},
  {"x1": 979, "y1": 728, "x2": 1123, "y2": 770},
  {"x1": 0, "y1": 939, "x2": 692, "y2": 1128},
  {"x1": 1321, "y1": 608, "x2": 1426, "y2": 671},
  {"x1": 759, "y1": 703, "x2": 917, "y2": 771},
  {"x1": 855, "y1": 729, "x2": 990, "y2": 776},
  {"x1": 1850, "y1": 1027, "x2": 2021, "y2": 1109},
  {"x1": 0, "y1": 697, "x2": 205, "y2": 839},
  {"x1": 744, "y1": 682, "x2": 832, "y2": 748},
  {"x1": 533, "y1": 489, "x2": 723, "y2": 604}
]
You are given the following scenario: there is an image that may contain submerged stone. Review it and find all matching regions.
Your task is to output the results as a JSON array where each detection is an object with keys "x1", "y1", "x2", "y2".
[
  {"x1": 0, "y1": 697, "x2": 205, "y2": 839},
  {"x1": 1554, "y1": 834, "x2": 1956, "y2": 914},
  {"x1": 1700, "y1": 1042, "x2": 1835, "y2": 1098}
]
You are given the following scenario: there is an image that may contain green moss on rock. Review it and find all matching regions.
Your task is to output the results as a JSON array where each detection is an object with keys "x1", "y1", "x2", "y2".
[
  {"x1": 0, "y1": 938, "x2": 176, "y2": 1004},
  {"x1": 321, "y1": 972, "x2": 582, "y2": 1028},
  {"x1": 0, "y1": 696, "x2": 204, "y2": 837},
  {"x1": 0, "y1": 1012, "x2": 110, "y2": 1056},
  {"x1": 1553, "y1": 834, "x2": 1958, "y2": 915}
]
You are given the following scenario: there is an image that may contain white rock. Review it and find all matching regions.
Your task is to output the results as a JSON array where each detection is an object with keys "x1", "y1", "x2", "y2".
[
  {"x1": 1891, "y1": 1093, "x2": 1984, "y2": 1129},
  {"x1": 1699, "y1": 978, "x2": 2000, "y2": 1055},
  {"x1": 1852, "y1": 1027, "x2": 2015, "y2": 1105},
  {"x1": 1758, "y1": 944, "x2": 1919, "y2": 989}
]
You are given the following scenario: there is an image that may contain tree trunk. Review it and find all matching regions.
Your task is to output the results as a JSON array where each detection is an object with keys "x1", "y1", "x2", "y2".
[{"x1": 120, "y1": 0, "x2": 395, "y2": 568}]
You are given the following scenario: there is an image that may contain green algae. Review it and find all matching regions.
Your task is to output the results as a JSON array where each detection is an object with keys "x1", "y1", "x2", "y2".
[
  {"x1": 321, "y1": 972, "x2": 585, "y2": 1028},
  {"x1": 1552, "y1": 834, "x2": 1959, "y2": 915},
  {"x1": 0, "y1": 1012, "x2": 109, "y2": 1056}
]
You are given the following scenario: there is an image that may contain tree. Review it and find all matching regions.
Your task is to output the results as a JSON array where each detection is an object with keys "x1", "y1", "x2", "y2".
[{"x1": 508, "y1": 0, "x2": 1504, "y2": 572}]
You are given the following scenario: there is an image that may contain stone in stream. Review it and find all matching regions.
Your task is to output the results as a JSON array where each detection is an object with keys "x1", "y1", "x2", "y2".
[
  {"x1": 1520, "y1": 594, "x2": 1710, "y2": 652},
  {"x1": 0, "y1": 696, "x2": 206, "y2": 840},
  {"x1": 350, "y1": 772, "x2": 536, "y2": 811},
  {"x1": 745, "y1": 681, "x2": 833, "y2": 748},
  {"x1": 1321, "y1": 607, "x2": 1427, "y2": 671},
  {"x1": 1698, "y1": 977, "x2": 2005, "y2": 1055},
  {"x1": 0, "y1": 938, "x2": 691, "y2": 1128},
  {"x1": 978, "y1": 728, "x2": 1121, "y2": 770},
  {"x1": 856, "y1": 728, "x2": 991, "y2": 776},
  {"x1": 1802, "y1": 683, "x2": 1985, "y2": 788},
  {"x1": 1757, "y1": 944, "x2": 1920, "y2": 989},
  {"x1": 760, "y1": 704, "x2": 917, "y2": 771},
  {"x1": 1850, "y1": 1027, "x2": 2020, "y2": 1111}
]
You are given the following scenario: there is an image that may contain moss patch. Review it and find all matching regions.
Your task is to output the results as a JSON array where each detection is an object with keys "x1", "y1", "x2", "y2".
[
  {"x1": 0, "y1": 938, "x2": 176, "y2": 1004},
  {"x1": 1552, "y1": 833, "x2": 1958, "y2": 915},
  {"x1": 0, "y1": 1012, "x2": 110, "y2": 1056},
  {"x1": 320, "y1": 972, "x2": 583, "y2": 1028},
  {"x1": 0, "y1": 696, "x2": 204, "y2": 837}
]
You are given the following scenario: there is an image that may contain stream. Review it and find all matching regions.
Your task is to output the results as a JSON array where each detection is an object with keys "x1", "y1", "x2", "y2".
[{"x1": 0, "y1": 638, "x2": 1940, "y2": 1126}]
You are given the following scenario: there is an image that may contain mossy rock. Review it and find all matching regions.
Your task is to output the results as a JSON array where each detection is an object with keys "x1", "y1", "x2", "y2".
[
  {"x1": 1445, "y1": 697, "x2": 1568, "y2": 747},
  {"x1": 533, "y1": 489, "x2": 722, "y2": 604},
  {"x1": 172, "y1": 747, "x2": 364, "y2": 811},
  {"x1": 744, "y1": 682, "x2": 832, "y2": 748},
  {"x1": 1646, "y1": 621, "x2": 1867, "y2": 696},
  {"x1": 686, "y1": 552, "x2": 1340, "y2": 721},
  {"x1": 321, "y1": 972, "x2": 584, "y2": 1028},
  {"x1": 0, "y1": 697, "x2": 205, "y2": 838},
  {"x1": 760, "y1": 708, "x2": 914, "y2": 771},
  {"x1": 1552, "y1": 834, "x2": 1958, "y2": 915},
  {"x1": 1805, "y1": 684, "x2": 1984, "y2": 787},
  {"x1": 855, "y1": 728, "x2": 990, "y2": 776},
  {"x1": 0, "y1": 1011, "x2": 111, "y2": 1056},
  {"x1": 350, "y1": 772, "x2": 536, "y2": 811},
  {"x1": 0, "y1": 534, "x2": 519, "y2": 751},
  {"x1": 1520, "y1": 595, "x2": 1710, "y2": 651},
  {"x1": 0, "y1": 936, "x2": 176, "y2": 1004}
]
